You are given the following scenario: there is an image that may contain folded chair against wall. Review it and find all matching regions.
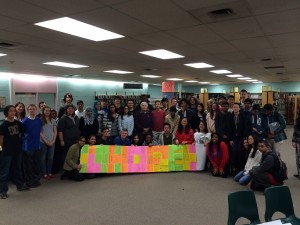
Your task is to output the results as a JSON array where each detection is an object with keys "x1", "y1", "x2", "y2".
[
  {"x1": 228, "y1": 190, "x2": 261, "y2": 225},
  {"x1": 264, "y1": 186, "x2": 300, "y2": 224}
]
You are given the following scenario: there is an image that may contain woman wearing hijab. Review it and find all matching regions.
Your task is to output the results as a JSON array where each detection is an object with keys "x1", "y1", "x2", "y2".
[{"x1": 79, "y1": 106, "x2": 99, "y2": 141}]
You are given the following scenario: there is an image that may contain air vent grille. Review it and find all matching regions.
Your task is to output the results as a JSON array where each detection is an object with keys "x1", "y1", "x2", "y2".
[
  {"x1": 209, "y1": 8, "x2": 234, "y2": 17},
  {"x1": 264, "y1": 66, "x2": 285, "y2": 69}
]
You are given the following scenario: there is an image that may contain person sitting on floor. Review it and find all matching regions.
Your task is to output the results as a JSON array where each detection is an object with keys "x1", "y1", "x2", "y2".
[
  {"x1": 234, "y1": 135, "x2": 261, "y2": 185},
  {"x1": 248, "y1": 139, "x2": 283, "y2": 190},
  {"x1": 60, "y1": 136, "x2": 86, "y2": 182}
]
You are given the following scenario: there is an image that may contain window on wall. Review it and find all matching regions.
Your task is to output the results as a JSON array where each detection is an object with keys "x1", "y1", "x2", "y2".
[{"x1": 15, "y1": 93, "x2": 36, "y2": 108}]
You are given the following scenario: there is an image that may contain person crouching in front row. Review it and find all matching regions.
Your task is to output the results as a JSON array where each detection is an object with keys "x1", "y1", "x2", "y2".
[{"x1": 206, "y1": 132, "x2": 230, "y2": 178}]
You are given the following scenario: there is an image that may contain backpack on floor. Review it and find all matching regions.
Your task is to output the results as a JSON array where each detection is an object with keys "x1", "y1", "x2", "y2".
[{"x1": 273, "y1": 154, "x2": 288, "y2": 182}]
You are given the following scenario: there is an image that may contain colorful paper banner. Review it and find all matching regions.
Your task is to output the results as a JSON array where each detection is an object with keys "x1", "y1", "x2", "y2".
[{"x1": 80, "y1": 144, "x2": 206, "y2": 173}]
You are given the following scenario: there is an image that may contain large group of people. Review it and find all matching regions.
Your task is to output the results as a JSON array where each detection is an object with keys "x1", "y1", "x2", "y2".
[{"x1": 0, "y1": 89, "x2": 299, "y2": 199}]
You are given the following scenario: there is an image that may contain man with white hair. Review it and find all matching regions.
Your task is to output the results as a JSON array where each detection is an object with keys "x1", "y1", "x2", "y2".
[{"x1": 134, "y1": 101, "x2": 152, "y2": 142}]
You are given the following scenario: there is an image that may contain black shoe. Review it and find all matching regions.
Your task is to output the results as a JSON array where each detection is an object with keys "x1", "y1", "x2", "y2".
[
  {"x1": 17, "y1": 184, "x2": 30, "y2": 191},
  {"x1": 28, "y1": 182, "x2": 41, "y2": 188},
  {"x1": 0, "y1": 193, "x2": 8, "y2": 199},
  {"x1": 60, "y1": 172, "x2": 68, "y2": 180}
]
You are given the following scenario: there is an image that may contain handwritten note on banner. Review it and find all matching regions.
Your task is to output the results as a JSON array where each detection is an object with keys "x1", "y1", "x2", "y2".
[{"x1": 80, "y1": 145, "x2": 206, "y2": 173}]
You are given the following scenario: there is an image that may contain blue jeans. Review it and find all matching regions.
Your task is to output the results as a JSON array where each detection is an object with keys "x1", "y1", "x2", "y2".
[
  {"x1": 234, "y1": 170, "x2": 251, "y2": 185},
  {"x1": 40, "y1": 143, "x2": 55, "y2": 175},
  {"x1": 0, "y1": 154, "x2": 24, "y2": 193}
]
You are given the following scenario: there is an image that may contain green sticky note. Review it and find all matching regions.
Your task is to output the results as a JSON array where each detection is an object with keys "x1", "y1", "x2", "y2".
[
  {"x1": 115, "y1": 146, "x2": 122, "y2": 155},
  {"x1": 114, "y1": 163, "x2": 121, "y2": 173},
  {"x1": 168, "y1": 162, "x2": 175, "y2": 171},
  {"x1": 95, "y1": 152, "x2": 102, "y2": 163},
  {"x1": 101, "y1": 164, "x2": 108, "y2": 173},
  {"x1": 80, "y1": 164, "x2": 87, "y2": 173},
  {"x1": 174, "y1": 153, "x2": 183, "y2": 160},
  {"x1": 81, "y1": 145, "x2": 89, "y2": 154},
  {"x1": 175, "y1": 164, "x2": 183, "y2": 171}
]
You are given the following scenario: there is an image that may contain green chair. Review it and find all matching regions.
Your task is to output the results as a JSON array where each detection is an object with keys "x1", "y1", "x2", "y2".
[
  {"x1": 264, "y1": 186, "x2": 300, "y2": 224},
  {"x1": 228, "y1": 190, "x2": 261, "y2": 225}
]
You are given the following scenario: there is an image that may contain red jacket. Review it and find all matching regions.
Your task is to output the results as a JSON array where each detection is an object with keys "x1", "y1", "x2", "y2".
[
  {"x1": 206, "y1": 141, "x2": 229, "y2": 170},
  {"x1": 175, "y1": 128, "x2": 194, "y2": 144}
]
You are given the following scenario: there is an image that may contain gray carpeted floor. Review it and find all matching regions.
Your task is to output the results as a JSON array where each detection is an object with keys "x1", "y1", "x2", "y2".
[{"x1": 0, "y1": 126, "x2": 299, "y2": 225}]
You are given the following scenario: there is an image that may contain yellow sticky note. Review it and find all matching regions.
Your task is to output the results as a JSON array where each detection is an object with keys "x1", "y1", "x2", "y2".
[
  {"x1": 160, "y1": 165, "x2": 169, "y2": 172},
  {"x1": 160, "y1": 159, "x2": 168, "y2": 166},
  {"x1": 184, "y1": 162, "x2": 190, "y2": 170},
  {"x1": 153, "y1": 164, "x2": 161, "y2": 172},
  {"x1": 153, "y1": 152, "x2": 162, "y2": 158},
  {"x1": 189, "y1": 154, "x2": 197, "y2": 162},
  {"x1": 134, "y1": 155, "x2": 140, "y2": 164},
  {"x1": 175, "y1": 159, "x2": 183, "y2": 165},
  {"x1": 80, "y1": 154, "x2": 88, "y2": 163}
]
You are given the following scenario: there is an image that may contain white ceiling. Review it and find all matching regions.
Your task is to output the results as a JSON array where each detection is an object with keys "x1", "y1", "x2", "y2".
[{"x1": 0, "y1": 0, "x2": 299, "y2": 85}]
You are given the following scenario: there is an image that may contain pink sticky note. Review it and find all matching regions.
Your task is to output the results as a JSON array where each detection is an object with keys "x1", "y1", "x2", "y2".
[
  {"x1": 190, "y1": 162, "x2": 197, "y2": 171},
  {"x1": 189, "y1": 144, "x2": 196, "y2": 153}
]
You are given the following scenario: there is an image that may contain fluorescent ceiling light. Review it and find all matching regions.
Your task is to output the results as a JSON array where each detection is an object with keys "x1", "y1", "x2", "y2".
[
  {"x1": 184, "y1": 80, "x2": 198, "y2": 83},
  {"x1": 226, "y1": 74, "x2": 243, "y2": 78},
  {"x1": 139, "y1": 49, "x2": 185, "y2": 60},
  {"x1": 237, "y1": 77, "x2": 252, "y2": 80},
  {"x1": 35, "y1": 17, "x2": 124, "y2": 41},
  {"x1": 104, "y1": 70, "x2": 133, "y2": 74},
  {"x1": 184, "y1": 62, "x2": 214, "y2": 68},
  {"x1": 198, "y1": 82, "x2": 210, "y2": 84},
  {"x1": 210, "y1": 70, "x2": 232, "y2": 74},
  {"x1": 246, "y1": 79, "x2": 258, "y2": 82},
  {"x1": 166, "y1": 78, "x2": 183, "y2": 81},
  {"x1": 253, "y1": 81, "x2": 263, "y2": 83},
  {"x1": 0, "y1": 53, "x2": 7, "y2": 57},
  {"x1": 209, "y1": 83, "x2": 219, "y2": 85},
  {"x1": 43, "y1": 61, "x2": 88, "y2": 68},
  {"x1": 140, "y1": 75, "x2": 161, "y2": 78}
]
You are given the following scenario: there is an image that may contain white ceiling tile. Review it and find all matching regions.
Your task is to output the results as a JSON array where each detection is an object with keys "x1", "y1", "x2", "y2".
[
  {"x1": 21, "y1": 0, "x2": 105, "y2": 15},
  {"x1": 167, "y1": 25, "x2": 223, "y2": 44},
  {"x1": 246, "y1": 0, "x2": 300, "y2": 15},
  {"x1": 112, "y1": 0, "x2": 200, "y2": 30},
  {"x1": 230, "y1": 37, "x2": 272, "y2": 51},
  {"x1": 256, "y1": 9, "x2": 300, "y2": 35},
  {"x1": 0, "y1": 14, "x2": 26, "y2": 29},
  {"x1": 198, "y1": 42, "x2": 237, "y2": 54},
  {"x1": 0, "y1": 0, "x2": 60, "y2": 22},
  {"x1": 268, "y1": 32, "x2": 300, "y2": 47},
  {"x1": 208, "y1": 17, "x2": 264, "y2": 40}
]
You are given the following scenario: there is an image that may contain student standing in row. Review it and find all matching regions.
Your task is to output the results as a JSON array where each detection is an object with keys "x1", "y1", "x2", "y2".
[
  {"x1": 40, "y1": 106, "x2": 57, "y2": 179},
  {"x1": 0, "y1": 105, "x2": 30, "y2": 199},
  {"x1": 22, "y1": 104, "x2": 42, "y2": 188}
]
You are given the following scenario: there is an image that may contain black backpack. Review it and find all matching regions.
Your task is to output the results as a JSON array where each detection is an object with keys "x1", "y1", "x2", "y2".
[{"x1": 273, "y1": 154, "x2": 288, "y2": 182}]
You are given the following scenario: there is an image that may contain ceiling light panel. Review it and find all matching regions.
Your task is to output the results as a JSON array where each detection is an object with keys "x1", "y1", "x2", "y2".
[
  {"x1": 166, "y1": 78, "x2": 183, "y2": 81},
  {"x1": 210, "y1": 70, "x2": 232, "y2": 74},
  {"x1": 43, "y1": 61, "x2": 88, "y2": 68},
  {"x1": 0, "y1": 53, "x2": 7, "y2": 56},
  {"x1": 226, "y1": 74, "x2": 243, "y2": 78},
  {"x1": 35, "y1": 17, "x2": 124, "y2": 42},
  {"x1": 140, "y1": 75, "x2": 161, "y2": 78},
  {"x1": 246, "y1": 79, "x2": 258, "y2": 82},
  {"x1": 139, "y1": 49, "x2": 185, "y2": 59},
  {"x1": 253, "y1": 81, "x2": 263, "y2": 83},
  {"x1": 184, "y1": 80, "x2": 198, "y2": 83},
  {"x1": 209, "y1": 83, "x2": 219, "y2": 85},
  {"x1": 198, "y1": 82, "x2": 210, "y2": 84},
  {"x1": 184, "y1": 62, "x2": 214, "y2": 68},
  {"x1": 104, "y1": 70, "x2": 133, "y2": 74},
  {"x1": 237, "y1": 77, "x2": 252, "y2": 80}
]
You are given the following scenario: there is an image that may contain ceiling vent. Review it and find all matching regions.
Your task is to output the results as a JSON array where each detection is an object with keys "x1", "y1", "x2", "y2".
[
  {"x1": 0, "y1": 41, "x2": 27, "y2": 50},
  {"x1": 209, "y1": 8, "x2": 234, "y2": 17},
  {"x1": 264, "y1": 66, "x2": 285, "y2": 69}
]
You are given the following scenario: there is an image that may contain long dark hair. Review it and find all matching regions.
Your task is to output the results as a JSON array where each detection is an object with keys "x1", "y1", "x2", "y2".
[
  {"x1": 15, "y1": 102, "x2": 26, "y2": 119},
  {"x1": 209, "y1": 102, "x2": 219, "y2": 119},
  {"x1": 108, "y1": 104, "x2": 117, "y2": 122},
  {"x1": 197, "y1": 103, "x2": 205, "y2": 115},
  {"x1": 208, "y1": 132, "x2": 221, "y2": 158},
  {"x1": 177, "y1": 118, "x2": 191, "y2": 134},
  {"x1": 249, "y1": 135, "x2": 259, "y2": 158},
  {"x1": 120, "y1": 106, "x2": 132, "y2": 120}
]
